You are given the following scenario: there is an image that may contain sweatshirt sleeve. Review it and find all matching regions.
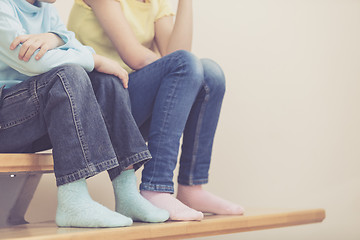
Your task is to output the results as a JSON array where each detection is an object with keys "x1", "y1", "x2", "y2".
[
  {"x1": 0, "y1": 2, "x2": 94, "y2": 77},
  {"x1": 48, "y1": 4, "x2": 95, "y2": 55}
]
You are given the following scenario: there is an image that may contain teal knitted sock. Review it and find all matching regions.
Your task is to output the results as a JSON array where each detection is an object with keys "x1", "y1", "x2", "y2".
[
  {"x1": 56, "y1": 178, "x2": 133, "y2": 228},
  {"x1": 112, "y1": 169, "x2": 169, "y2": 222}
]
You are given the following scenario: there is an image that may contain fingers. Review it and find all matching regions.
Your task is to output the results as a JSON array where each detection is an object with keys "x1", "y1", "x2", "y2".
[
  {"x1": 118, "y1": 69, "x2": 129, "y2": 88},
  {"x1": 10, "y1": 35, "x2": 48, "y2": 61},
  {"x1": 122, "y1": 79, "x2": 129, "y2": 89},
  {"x1": 20, "y1": 39, "x2": 41, "y2": 61},
  {"x1": 35, "y1": 44, "x2": 49, "y2": 60},
  {"x1": 94, "y1": 57, "x2": 129, "y2": 88},
  {"x1": 9, "y1": 35, "x2": 27, "y2": 50},
  {"x1": 10, "y1": 35, "x2": 35, "y2": 61}
]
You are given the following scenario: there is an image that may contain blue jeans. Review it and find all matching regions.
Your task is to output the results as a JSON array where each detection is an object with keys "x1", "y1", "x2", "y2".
[
  {"x1": 128, "y1": 50, "x2": 226, "y2": 193},
  {"x1": 0, "y1": 65, "x2": 151, "y2": 186}
]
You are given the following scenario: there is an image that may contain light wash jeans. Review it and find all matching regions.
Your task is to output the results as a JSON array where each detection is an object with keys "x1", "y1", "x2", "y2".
[
  {"x1": 128, "y1": 50, "x2": 226, "y2": 193},
  {"x1": 0, "y1": 65, "x2": 151, "y2": 186}
]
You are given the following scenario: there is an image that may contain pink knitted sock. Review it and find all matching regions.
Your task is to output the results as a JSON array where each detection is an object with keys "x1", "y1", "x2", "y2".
[
  {"x1": 176, "y1": 184, "x2": 244, "y2": 215},
  {"x1": 140, "y1": 190, "x2": 204, "y2": 221}
]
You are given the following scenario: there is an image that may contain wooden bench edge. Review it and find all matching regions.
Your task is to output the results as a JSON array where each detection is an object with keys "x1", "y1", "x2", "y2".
[
  {"x1": 0, "y1": 153, "x2": 54, "y2": 173},
  {"x1": 0, "y1": 208, "x2": 326, "y2": 240}
]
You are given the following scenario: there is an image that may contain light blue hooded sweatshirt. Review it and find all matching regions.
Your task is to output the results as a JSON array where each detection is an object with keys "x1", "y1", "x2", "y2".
[{"x1": 0, "y1": 0, "x2": 94, "y2": 89}]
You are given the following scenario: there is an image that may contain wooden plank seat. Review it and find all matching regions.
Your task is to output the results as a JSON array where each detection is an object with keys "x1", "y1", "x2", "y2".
[
  {"x1": 0, "y1": 154, "x2": 326, "y2": 239},
  {"x1": 0, "y1": 153, "x2": 54, "y2": 173},
  {"x1": 0, "y1": 153, "x2": 54, "y2": 228},
  {"x1": 0, "y1": 208, "x2": 326, "y2": 240}
]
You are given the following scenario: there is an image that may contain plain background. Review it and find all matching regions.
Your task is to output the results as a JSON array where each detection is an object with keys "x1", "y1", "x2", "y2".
[{"x1": 25, "y1": 0, "x2": 360, "y2": 239}]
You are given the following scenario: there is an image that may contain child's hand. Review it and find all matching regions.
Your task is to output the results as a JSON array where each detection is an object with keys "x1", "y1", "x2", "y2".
[
  {"x1": 93, "y1": 54, "x2": 129, "y2": 88},
  {"x1": 10, "y1": 33, "x2": 64, "y2": 62}
]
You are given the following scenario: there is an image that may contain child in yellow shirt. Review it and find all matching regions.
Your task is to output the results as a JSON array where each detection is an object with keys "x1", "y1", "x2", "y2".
[{"x1": 68, "y1": 0, "x2": 244, "y2": 221}]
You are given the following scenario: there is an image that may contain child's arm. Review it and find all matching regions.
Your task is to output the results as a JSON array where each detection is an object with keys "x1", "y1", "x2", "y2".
[
  {"x1": 10, "y1": 33, "x2": 64, "y2": 62},
  {"x1": 84, "y1": 0, "x2": 160, "y2": 70},
  {"x1": 154, "y1": 0, "x2": 193, "y2": 56},
  {"x1": 0, "y1": 2, "x2": 94, "y2": 76},
  {"x1": 93, "y1": 54, "x2": 128, "y2": 88}
]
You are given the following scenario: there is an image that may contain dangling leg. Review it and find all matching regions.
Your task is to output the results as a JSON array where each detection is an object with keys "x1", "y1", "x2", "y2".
[
  {"x1": 127, "y1": 51, "x2": 204, "y2": 220},
  {"x1": 10, "y1": 65, "x2": 134, "y2": 227},
  {"x1": 0, "y1": 68, "x2": 132, "y2": 228},
  {"x1": 89, "y1": 71, "x2": 169, "y2": 223},
  {"x1": 176, "y1": 59, "x2": 244, "y2": 215}
]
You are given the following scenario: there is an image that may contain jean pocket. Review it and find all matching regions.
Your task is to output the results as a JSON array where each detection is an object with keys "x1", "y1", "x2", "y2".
[{"x1": 0, "y1": 86, "x2": 39, "y2": 130}]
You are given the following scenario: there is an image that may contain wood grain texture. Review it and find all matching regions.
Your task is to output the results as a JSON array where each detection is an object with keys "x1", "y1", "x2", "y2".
[
  {"x1": 0, "y1": 208, "x2": 326, "y2": 240},
  {"x1": 0, "y1": 154, "x2": 54, "y2": 173}
]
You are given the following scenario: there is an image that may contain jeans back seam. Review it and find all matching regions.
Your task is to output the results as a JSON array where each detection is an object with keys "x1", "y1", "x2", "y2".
[{"x1": 189, "y1": 83, "x2": 210, "y2": 184}]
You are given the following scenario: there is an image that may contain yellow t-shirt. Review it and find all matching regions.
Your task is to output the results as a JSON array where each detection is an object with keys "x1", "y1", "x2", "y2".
[{"x1": 68, "y1": 0, "x2": 174, "y2": 73}]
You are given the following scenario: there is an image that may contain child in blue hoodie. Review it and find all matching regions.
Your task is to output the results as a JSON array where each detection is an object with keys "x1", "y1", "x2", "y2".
[{"x1": 0, "y1": 0, "x2": 169, "y2": 227}]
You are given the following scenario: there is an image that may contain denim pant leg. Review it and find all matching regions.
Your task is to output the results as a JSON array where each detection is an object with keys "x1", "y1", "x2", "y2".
[
  {"x1": 127, "y1": 50, "x2": 203, "y2": 193},
  {"x1": 0, "y1": 65, "x2": 122, "y2": 186},
  {"x1": 178, "y1": 59, "x2": 226, "y2": 186},
  {"x1": 88, "y1": 71, "x2": 152, "y2": 180},
  {"x1": 0, "y1": 78, "x2": 50, "y2": 153}
]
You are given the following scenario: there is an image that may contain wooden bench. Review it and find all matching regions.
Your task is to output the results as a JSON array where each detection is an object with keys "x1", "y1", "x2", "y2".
[
  {"x1": 0, "y1": 153, "x2": 326, "y2": 239},
  {"x1": 0, "y1": 208, "x2": 325, "y2": 240},
  {"x1": 0, "y1": 153, "x2": 54, "y2": 228}
]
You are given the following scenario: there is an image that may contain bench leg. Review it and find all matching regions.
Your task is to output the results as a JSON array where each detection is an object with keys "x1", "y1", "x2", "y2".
[{"x1": 0, "y1": 173, "x2": 42, "y2": 228}]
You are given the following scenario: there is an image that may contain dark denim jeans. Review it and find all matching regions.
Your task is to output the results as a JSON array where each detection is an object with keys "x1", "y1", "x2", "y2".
[
  {"x1": 0, "y1": 65, "x2": 151, "y2": 186},
  {"x1": 128, "y1": 50, "x2": 226, "y2": 193}
]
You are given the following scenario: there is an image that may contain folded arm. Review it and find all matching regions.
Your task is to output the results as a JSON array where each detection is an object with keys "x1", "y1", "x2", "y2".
[
  {"x1": 0, "y1": 2, "x2": 94, "y2": 76},
  {"x1": 10, "y1": 33, "x2": 65, "y2": 62}
]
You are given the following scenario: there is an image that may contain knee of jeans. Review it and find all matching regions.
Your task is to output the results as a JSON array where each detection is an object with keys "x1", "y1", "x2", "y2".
[
  {"x1": 57, "y1": 64, "x2": 87, "y2": 77},
  {"x1": 201, "y1": 58, "x2": 226, "y2": 95},
  {"x1": 172, "y1": 50, "x2": 204, "y2": 88},
  {"x1": 56, "y1": 64, "x2": 91, "y2": 89}
]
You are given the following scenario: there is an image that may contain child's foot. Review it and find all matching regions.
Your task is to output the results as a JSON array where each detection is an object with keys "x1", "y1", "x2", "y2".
[
  {"x1": 141, "y1": 190, "x2": 204, "y2": 221},
  {"x1": 112, "y1": 169, "x2": 169, "y2": 223},
  {"x1": 176, "y1": 184, "x2": 244, "y2": 215},
  {"x1": 56, "y1": 179, "x2": 132, "y2": 228}
]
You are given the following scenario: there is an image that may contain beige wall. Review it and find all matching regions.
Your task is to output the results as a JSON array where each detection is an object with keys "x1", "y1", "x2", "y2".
[{"x1": 26, "y1": 0, "x2": 360, "y2": 239}]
